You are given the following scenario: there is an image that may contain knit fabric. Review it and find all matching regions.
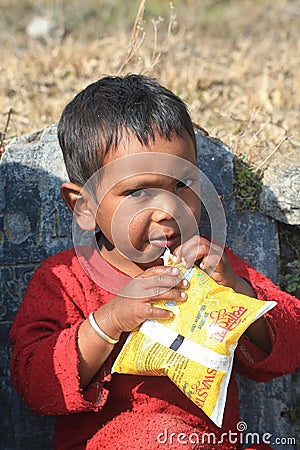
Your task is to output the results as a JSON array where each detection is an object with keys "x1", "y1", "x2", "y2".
[{"x1": 10, "y1": 245, "x2": 300, "y2": 450}]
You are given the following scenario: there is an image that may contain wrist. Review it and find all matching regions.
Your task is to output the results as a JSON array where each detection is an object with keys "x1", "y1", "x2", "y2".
[
  {"x1": 219, "y1": 272, "x2": 240, "y2": 292},
  {"x1": 93, "y1": 309, "x2": 122, "y2": 342},
  {"x1": 234, "y1": 276, "x2": 256, "y2": 298},
  {"x1": 88, "y1": 312, "x2": 120, "y2": 345}
]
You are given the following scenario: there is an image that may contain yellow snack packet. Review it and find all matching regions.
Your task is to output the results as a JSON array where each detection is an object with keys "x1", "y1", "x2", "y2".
[{"x1": 112, "y1": 248, "x2": 276, "y2": 426}]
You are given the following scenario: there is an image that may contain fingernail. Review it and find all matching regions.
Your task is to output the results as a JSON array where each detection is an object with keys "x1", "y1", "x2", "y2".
[
  {"x1": 181, "y1": 257, "x2": 187, "y2": 267},
  {"x1": 182, "y1": 279, "x2": 189, "y2": 287},
  {"x1": 166, "y1": 267, "x2": 178, "y2": 274},
  {"x1": 180, "y1": 290, "x2": 187, "y2": 298}
]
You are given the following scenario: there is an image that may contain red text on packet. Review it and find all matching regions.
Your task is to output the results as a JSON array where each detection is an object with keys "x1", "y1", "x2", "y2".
[
  {"x1": 208, "y1": 306, "x2": 248, "y2": 342},
  {"x1": 191, "y1": 368, "x2": 217, "y2": 408}
]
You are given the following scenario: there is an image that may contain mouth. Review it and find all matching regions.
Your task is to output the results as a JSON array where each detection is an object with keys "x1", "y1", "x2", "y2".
[{"x1": 149, "y1": 233, "x2": 180, "y2": 249}]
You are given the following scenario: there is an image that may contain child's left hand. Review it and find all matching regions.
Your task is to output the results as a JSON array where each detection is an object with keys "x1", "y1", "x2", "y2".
[
  {"x1": 173, "y1": 235, "x2": 240, "y2": 292},
  {"x1": 174, "y1": 236, "x2": 272, "y2": 353}
]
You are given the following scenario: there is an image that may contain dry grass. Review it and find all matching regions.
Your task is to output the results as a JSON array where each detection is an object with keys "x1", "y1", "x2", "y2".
[{"x1": 0, "y1": 0, "x2": 299, "y2": 168}]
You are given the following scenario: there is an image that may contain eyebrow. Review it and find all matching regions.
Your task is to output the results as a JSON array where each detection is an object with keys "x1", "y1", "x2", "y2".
[
  {"x1": 115, "y1": 170, "x2": 199, "y2": 191},
  {"x1": 115, "y1": 175, "x2": 168, "y2": 191}
]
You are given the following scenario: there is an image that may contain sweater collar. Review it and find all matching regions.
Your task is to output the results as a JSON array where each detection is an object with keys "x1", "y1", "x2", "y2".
[{"x1": 75, "y1": 235, "x2": 131, "y2": 294}]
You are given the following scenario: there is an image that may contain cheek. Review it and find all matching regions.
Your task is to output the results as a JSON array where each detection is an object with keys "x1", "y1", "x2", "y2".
[
  {"x1": 97, "y1": 205, "x2": 150, "y2": 243},
  {"x1": 181, "y1": 192, "x2": 201, "y2": 222},
  {"x1": 95, "y1": 199, "x2": 116, "y2": 238},
  {"x1": 95, "y1": 211, "x2": 111, "y2": 240},
  {"x1": 127, "y1": 211, "x2": 151, "y2": 241},
  {"x1": 194, "y1": 200, "x2": 201, "y2": 223}
]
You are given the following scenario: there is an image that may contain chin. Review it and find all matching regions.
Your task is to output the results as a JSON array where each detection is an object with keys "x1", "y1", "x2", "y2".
[{"x1": 137, "y1": 256, "x2": 164, "y2": 270}]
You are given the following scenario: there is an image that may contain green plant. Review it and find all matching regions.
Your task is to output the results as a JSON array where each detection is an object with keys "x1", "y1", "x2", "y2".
[
  {"x1": 282, "y1": 273, "x2": 300, "y2": 296},
  {"x1": 233, "y1": 154, "x2": 263, "y2": 213},
  {"x1": 280, "y1": 405, "x2": 298, "y2": 424}
]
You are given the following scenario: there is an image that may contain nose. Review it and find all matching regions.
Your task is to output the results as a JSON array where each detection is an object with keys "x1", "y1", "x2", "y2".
[{"x1": 150, "y1": 190, "x2": 180, "y2": 223}]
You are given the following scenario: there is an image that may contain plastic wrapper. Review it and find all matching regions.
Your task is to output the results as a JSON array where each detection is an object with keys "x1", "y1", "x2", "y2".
[{"x1": 112, "y1": 248, "x2": 276, "y2": 426}]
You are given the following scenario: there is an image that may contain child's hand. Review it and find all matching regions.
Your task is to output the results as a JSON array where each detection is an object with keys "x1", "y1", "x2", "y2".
[
  {"x1": 173, "y1": 237, "x2": 271, "y2": 353},
  {"x1": 99, "y1": 266, "x2": 189, "y2": 336},
  {"x1": 173, "y1": 235, "x2": 240, "y2": 291}
]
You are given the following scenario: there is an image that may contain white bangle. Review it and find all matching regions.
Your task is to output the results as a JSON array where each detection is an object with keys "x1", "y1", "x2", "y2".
[{"x1": 88, "y1": 312, "x2": 119, "y2": 345}]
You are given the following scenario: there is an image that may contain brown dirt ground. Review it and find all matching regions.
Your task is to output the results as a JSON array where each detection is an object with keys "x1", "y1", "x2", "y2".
[{"x1": 1, "y1": 0, "x2": 299, "y2": 168}]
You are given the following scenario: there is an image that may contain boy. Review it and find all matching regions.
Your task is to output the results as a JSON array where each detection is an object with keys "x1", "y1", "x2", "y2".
[{"x1": 10, "y1": 75, "x2": 300, "y2": 449}]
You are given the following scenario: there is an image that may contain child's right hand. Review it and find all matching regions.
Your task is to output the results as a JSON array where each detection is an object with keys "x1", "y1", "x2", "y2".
[
  {"x1": 78, "y1": 266, "x2": 188, "y2": 388},
  {"x1": 94, "y1": 265, "x2": 189, "y2": 338}
]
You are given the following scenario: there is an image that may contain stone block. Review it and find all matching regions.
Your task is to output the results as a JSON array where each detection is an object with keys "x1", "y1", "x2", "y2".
[
  {"x1": 0, "y1": 125, "x2": 70, "y2": 449},
  {"x1": 195, "y1": 129, "x2": 279, "y2": 282},
  {"x1": 195, "y1": 129, "x2": 294, "y2": 448},
  {"x1": 260, "y1": 149, "x2": 300, "y2": 226}
]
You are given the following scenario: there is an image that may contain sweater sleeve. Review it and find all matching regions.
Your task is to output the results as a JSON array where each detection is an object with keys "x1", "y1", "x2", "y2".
[
  {"x1": 225, "y1": 247, "x2": 300, "y2": 381},
  {"x1": 9, "y1": 253, "x2": 112, "y2": 415}
]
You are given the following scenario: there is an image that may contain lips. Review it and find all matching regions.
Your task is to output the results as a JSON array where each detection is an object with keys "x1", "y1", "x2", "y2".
[{"x1": 149, "y1": 233, "x2": 180, "y2": 248}]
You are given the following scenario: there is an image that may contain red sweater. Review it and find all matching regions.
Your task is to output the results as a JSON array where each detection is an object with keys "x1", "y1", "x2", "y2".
[{"x1": 10, "y1": 245, "x2": 300, "y2": 450}]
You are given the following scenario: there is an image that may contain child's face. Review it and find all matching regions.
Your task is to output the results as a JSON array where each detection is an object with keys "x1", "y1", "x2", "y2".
[{"x1": 93, "y1": 130, "x2": 201, "y2": 273}]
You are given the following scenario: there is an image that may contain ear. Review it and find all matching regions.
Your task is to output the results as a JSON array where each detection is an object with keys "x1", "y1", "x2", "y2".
[{"x1": 61, "y1": 182, "x2": 97, "y2": 231}]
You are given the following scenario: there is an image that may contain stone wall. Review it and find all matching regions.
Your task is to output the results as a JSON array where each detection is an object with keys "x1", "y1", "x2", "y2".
[{"x1": 0, "y1": 125, "x2": 298, "y2": 449}]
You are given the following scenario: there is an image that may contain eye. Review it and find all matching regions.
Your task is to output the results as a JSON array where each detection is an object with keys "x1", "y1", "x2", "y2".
[
  {"x1": 177, "y1": 178, "x2": 194, "y2": 189},
  {"x1": 127, "y1": 189, "x2": 147, "y2": 198}
]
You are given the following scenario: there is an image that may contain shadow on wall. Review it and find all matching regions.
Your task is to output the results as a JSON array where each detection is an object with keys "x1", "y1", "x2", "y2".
[
  {"x1": 0, "y1": 125, "x2": 295, "y2": 449},
  {"x1": 0, "y1": 159, "x2": 72, "y2": 449}
]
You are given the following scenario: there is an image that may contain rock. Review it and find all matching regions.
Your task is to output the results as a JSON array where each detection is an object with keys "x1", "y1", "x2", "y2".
[
  {"x1": 26, "y1": 16, "x2": 58, "y2": 40},
  {"x1": 0, "y1": 125, "x2": 65, "y2": 449},
  {"x1": 0, "y1": 125, "x2": 90, "y2": 449},
  {"x1": 195, "y1": 128, "x2": 279, "y2": 282},
  {"x1": 260, "y1": 148, "x2": 300, "y2": 225}
]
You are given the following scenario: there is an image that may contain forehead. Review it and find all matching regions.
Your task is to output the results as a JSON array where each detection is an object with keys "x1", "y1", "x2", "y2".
[
  {"x1": 102, "y1": 130, "x2": 197, "y2": 166},
  {"x1": 91, "y1": 132, "x2": 199, "y2": 196}
]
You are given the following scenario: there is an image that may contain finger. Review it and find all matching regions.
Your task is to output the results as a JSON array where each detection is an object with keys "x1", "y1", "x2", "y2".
[
  {"x1": 140, "y1": 265, "x2": 179, "y2": 278},
  {"x1": 173, "y1": 236, "x2": 199, "y2": 267},
  {"x1": 144, "y1": 303, "x2": 175, "y2": 321},
  {"x1": 146, "y1": 276, "x2": 190, "y2": 293},
  {"x1": 200, "y1": 253, "x2": 223, "y2": 273},
  {"x1": 139, "y1": 272, "x2": 183, "y2": 290},
  {"x1": 183, "y1": 239, "x2": 222, "y2": 269},
  {"x1": 121, "y1": 272, "x2": 184, "y2": 300},
  {"x1": 177, "y1": 278, "x2": 190, "y2": 290},
  {"x1": 117, "y1": 301, "x2": 174, "y2": 330},
  {"x1": 180, "y1": 243, "x2": 209, "y2": 268},
  {"x1": 148, "y1": 286, "x2": 188, "y2": 301},
  {"x1": 174, "y1": 235, "x2": 216, "y2": 268}
]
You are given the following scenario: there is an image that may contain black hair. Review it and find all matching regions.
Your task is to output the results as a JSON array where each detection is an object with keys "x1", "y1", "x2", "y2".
[{"x1": 58, "y1": 74, "x2": 196, "y2": 186}]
